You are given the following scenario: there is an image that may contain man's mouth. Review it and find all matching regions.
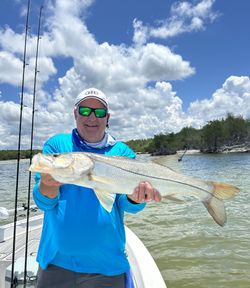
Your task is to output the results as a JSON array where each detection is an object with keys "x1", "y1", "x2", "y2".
[{"x1": 85, "y1": 124, "x2": 98, "y2": 128}]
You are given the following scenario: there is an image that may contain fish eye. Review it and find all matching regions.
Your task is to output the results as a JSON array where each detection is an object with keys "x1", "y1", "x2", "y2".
[{"x1": 53, "y1": 154, "x2": 60, "y2": 158}]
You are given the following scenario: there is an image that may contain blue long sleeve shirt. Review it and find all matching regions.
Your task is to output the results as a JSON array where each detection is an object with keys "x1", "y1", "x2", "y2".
[{"x1": 33, "y1": 132, "x2": 146, "y2": 275}]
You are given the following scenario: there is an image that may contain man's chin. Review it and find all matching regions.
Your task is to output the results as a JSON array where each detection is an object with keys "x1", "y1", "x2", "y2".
[
  {"x1": 84, "y1": 126, "x2": 99, "y2": 132},
  {"x1": 82, "y1": 130, "x2": 103, "y2": 142}
]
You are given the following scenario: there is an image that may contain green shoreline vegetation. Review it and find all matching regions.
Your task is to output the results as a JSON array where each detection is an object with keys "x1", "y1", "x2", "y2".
[
  {"x1": 0, "y1": 150, "x2": 41, "y2": 161},
  {"x1": 126, "y1": 114, "x2": 250, "y2": 155},
  {"x1": 0, "y1": 114, "x2": 249, "y2": 160}
]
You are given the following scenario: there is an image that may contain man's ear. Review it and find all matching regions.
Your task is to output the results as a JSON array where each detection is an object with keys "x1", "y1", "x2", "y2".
[{"x1": 106, "y1": 113, "x2": 110, "y2": 128}]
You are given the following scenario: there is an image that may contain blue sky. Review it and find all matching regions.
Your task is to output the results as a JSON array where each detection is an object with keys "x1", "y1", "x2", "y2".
[{"x1": 0, "y1": 0, "x2": 249, "y2": 149}]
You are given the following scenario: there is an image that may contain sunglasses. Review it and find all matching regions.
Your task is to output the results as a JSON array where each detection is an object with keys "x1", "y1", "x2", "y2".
[{"x1": 78, "y1": 106, "x2": 107, "y2": 118}]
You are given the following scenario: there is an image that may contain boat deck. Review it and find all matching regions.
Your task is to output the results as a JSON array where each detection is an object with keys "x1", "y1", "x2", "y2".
[
  {"x1": 0, "y1": 217, "x2": 42, "y2": 288},
  {"x1": 0, "y1": 215, "x2": 167, "y2": 288}
]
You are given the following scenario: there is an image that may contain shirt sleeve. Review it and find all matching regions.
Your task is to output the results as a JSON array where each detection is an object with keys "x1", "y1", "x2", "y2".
[
  {"x1": 117, "y1": 194, "x2": 146, "y2": 214},
  {"x1": 118, "y1": 142, "x2": 136, "y2": 159},
  {"x1": 32, "y1": 137, "x2": 60, "y2": 211},
  {"x1": 33, "y1": 173, "x2": 60, "y2": 211}
]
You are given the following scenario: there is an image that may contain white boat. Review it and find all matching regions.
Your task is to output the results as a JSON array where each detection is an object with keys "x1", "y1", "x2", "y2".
[{"x1": 0, "y1": 213, "x2": 167, "y2": 288}]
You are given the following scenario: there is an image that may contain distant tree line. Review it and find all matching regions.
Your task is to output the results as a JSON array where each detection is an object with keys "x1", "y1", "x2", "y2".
[
  {"x1": 0, "y1": 149, "x2": 41, "y2": 161},
  {"x1": 0, "y1": 114, "x2": 249, "y2": 159},
  {"x1": 126, "y1": 114, "x2": 250, "y2": 155}
]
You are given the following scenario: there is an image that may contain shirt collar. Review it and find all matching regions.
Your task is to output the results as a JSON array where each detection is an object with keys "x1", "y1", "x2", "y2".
[{"x1": 72, "y1": 128, "x2": 116, "y2": 150}]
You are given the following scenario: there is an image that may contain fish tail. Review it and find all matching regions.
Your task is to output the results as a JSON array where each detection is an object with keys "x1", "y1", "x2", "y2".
[
  {"x1": 208, "y1": 181, "x2": 240, "y2": 199},
  {"x1": 202, "y1": 197, "x2": 227, "y2": 226},
  {"x1": 202, "y1": 181, "x2": 240, "y2": 226}
]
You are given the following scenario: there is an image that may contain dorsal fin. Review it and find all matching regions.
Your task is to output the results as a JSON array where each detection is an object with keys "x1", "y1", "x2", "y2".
[{"x1": 152, "y1": 154, "x2": 181, "y2": 172}]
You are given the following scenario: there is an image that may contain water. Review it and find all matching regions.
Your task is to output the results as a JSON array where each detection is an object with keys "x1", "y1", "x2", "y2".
[
  {"x1": 0, "y1": 154, "x2": 249, "y2": 287},
  {"x1": 125, "y1": 153, "x2": 250, "y2": 288},
  {"x1": 0, "y1": 159, "x2": 37, "y2": 224}
]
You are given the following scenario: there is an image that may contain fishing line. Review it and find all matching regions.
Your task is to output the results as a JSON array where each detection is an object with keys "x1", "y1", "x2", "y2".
[
  {"x1": 23, "y1": 5, "x2": 43, "y2": 287},
  {"x1": 10, "y1": 0, "x2": 31, "y2": 286}
]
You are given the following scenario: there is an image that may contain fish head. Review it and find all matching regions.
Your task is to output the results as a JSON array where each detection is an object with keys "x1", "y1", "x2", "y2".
[
  {"x1": 53, "y1": 153, "x2": 75, "y2": 168},
  {"x1": 51, "y1": 153, "x2": 95, "y2": 184},
  {"x1": 65, "y1": 153, "x2": 95, "y2": 178},
  {"x1": 29, "y1": 153, "x2": 95, "y2": 180},
  {"x1": 29, "y1": 153, "x2": 54, "y2": 173}
]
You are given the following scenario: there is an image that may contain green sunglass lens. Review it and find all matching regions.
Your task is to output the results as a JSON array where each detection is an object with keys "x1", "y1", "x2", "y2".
[
  {"x1": 79, "y1": 107, "x2": 92, "y2": 116},
  {"x1": 95, "y1": 109, "x2": 106, "y2": 118}
]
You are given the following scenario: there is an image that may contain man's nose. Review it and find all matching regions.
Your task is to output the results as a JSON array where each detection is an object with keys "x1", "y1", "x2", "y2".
[{"x1": 88, "y1": 111, "x2": 96, "y2": 120}]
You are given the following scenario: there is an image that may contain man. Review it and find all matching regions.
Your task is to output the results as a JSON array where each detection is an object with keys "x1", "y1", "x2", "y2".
[{"x1": 33, "y1": 87, "x2": 161, "y2": 288}]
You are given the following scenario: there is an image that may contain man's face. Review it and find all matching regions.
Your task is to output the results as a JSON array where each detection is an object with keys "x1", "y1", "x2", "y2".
[{"x1": 74, "y1": 98, "x2": 110, "y2": 143}]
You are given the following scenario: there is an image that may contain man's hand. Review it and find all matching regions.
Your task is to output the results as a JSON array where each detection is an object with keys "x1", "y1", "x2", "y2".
[
  {"x1": 127, "y1": 181, "x2": 162, "y2": 203},
  {"x1": 39, "y1": 173, "x2": 61, "y2": 198}
]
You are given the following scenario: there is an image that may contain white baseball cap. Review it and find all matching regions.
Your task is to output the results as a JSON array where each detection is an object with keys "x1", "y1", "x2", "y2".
[{"x1": 75, "y1": 87, "x2": 109, "y2": 110}]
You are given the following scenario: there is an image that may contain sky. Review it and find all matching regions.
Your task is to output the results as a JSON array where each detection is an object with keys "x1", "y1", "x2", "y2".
[{"x1": 0, "y1": 0, "x2": 249, "y2": 150}]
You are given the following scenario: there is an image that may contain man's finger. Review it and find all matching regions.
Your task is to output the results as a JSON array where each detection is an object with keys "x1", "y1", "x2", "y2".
[{"x1": 153, "y1": 189, "x2": 162, "y2": 202}]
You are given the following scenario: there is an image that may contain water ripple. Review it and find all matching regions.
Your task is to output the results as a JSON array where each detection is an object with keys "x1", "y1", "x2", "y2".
[{"x1": 126, "y1": 153, "x2": 250, "y2": 288}]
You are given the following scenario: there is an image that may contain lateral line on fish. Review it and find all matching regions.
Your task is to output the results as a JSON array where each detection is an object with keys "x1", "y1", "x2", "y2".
[{"x1": 100, "y1": 161, "x2": 218, "y2": 199}]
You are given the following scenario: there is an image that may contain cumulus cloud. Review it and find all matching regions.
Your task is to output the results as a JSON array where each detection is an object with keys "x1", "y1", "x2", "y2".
[
  {"x1": 0, "y1": 51, "x2": 23, "y2": 86},
  {"x1": 108, "y1": 81, "x2": 187, "y2": 140},
  {"x1": 0, "y1": 0, "x2": 248, "y2": 149},
  {"x1": 133, "y1": 0, "x2": 219, "y2": 45},
  {"x1": 187, "y1": 76, "x2": 250, "y2": 127}
]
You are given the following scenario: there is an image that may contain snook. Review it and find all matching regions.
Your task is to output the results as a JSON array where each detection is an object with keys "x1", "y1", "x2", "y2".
[{"x1": 29, "y1": 152, "x2": 240, "y2": 226}]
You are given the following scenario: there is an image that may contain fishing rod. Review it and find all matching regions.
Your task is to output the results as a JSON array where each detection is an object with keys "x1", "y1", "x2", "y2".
[
  {"x1": 10, "y1": 0, "x2": 31, "y2": 286},
  {"x1": 23, "y1": 5, "x2": 43, "y2": 286}
]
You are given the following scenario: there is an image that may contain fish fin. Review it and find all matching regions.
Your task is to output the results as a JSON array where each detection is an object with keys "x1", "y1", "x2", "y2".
[
  {"x1": 209, "y1": 181, "x2": 240, "y2": 199},
  {"x1": 152, "y1": 154, "x2": 181, "y2": 172},
  {"x1": 202, "y1": 181, "x2": 240, "y2": 226},
  {"x1": 163, "y1": 194, "x2": 185, "y2": 203},
  {"x1": 202, "y1": 196, "x2": 227, "y2": 227},
  {"x1": 94, "y1": 188, "x2": 116, "y2": 212},
  {"x1": 89, "y1": 174, "x2": 113, "y2": 185}
]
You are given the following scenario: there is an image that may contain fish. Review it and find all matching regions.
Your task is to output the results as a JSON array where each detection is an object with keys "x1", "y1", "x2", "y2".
[{"x1": 29, "y1": 152, "x2": 240, "y2": 226}]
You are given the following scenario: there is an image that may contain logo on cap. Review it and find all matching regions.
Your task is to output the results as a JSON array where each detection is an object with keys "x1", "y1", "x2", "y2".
[{"x1": 85, "y1": 90, "x2": 99, "y2": 96}]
